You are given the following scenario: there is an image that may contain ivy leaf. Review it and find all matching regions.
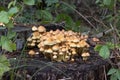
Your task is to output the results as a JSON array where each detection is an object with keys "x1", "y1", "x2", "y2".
[
  {"x1": 8, "y1": 7, "x2": 19, "y2": 16},
  {"x1": 99, "y1": 45, "x2": 110, "y2": 59},
  {"x1": 107, "y1": 68, "x2": 117, "y2": 75},
  {"x1": 45, "y1": 0, "x2": 59, "y2": 6},
  {"x1": 23, "y1": 0, "x2": 35, "y2": 5},
  {"x1": 0, "y1": 11, "x2": 9, "y2": 24},
  {"x1": 0, "y1": 55, "x2": 10, "y2": 78}
]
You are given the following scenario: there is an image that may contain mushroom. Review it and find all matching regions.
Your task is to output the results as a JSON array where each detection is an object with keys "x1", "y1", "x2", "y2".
[
  {"x1": 32, "y1": 26, "x2": 38, "y2": 31},
  {"x1": 45, "y1": 48, "x2": 53, "y2": 53},
  {"x1": 81, "y1": 52, "x2": 90, "y2": 61},
  {"x1": 53, "y1": 55, "x2": 57, "y2": 59},
  {"x1": 52, "y1": 45, "x2": 59, "y2": 51},
  {"x1": 27, "y1": 25, "x2": 91, "y2": 62},
  {"x1": 30, "y1": 42, "x2": 35, "y2": 47},
  {"x1": 71, "y1": 58, "x2": 75, "y2": 62},
  {"x1": 39, "y1": 47, "x2": 44, "y2": 52},
  {"x1": 59, "y1": 52, "x2": 64, "y2": 55},
  {"x1": 69, "y1": 42, "x2": 77, "y2": 47},
  {"x1": 92, "y1": 37, "x2": 99, "y2": 42},
  {"x1": 53, "y1": 52, "x2": 58, "y2": 55},
  {"x1": 27, "y1": 37, "x2": 32, "y2": 42},
  {"x1": 32, "y1": 32, "x2": 40, "y2": 37},
  {"x1": 28, "y1": 50, "x2": 35, "y2": 56},
  {"x1": 38, "y1": 26, "x2": 46, "y2": 33}
]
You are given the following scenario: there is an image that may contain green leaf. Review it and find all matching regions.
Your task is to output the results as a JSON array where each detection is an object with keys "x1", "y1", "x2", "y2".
[
  {"x1": 0, "y1": 55, "x2": 10, "y2": 78},
  {"x1": 103, "y1": 0, "x2": 111, "y2": 5},
  {"x1": 1, "y1": 36, "x2": 16, "y2": 52},
  {"x1": 39, "y1": 10, "x2": 53, "y2": 21},
  {"x1": 116, "y1": 69, "x2": 120, "y2": 80},
  {"x1": 94, "y1": 45, "x2": 102, "y2": 51},
  {"x1": 45, "y1": 0, "x2": 59, "y2": 6},
  {"x1": 8, "y1": 7, "x2": 19, "y2": 16},
  {"x1": 107, "y1": 68, "x2": 117, "y2": 75},
  {"x1": 110, "y1": 74, "x2": 118, "y2": 80},
  {"x1": 7, "y1": 30, "x2": 16, "y2": 39},
  {"x1": 23, "y1": 0, "x2": 35, "y2": 5},
  {"x1": 99, "y1": 45, "x2": 110, "y2": 59},
  {"x1": 95, "y1": 0, "x2": 100, "y2": 3},
  {"x1": 55, "y1": 14, "x2": 76, "y2": 30},
  {"x1": 5, "y1": 20, "x2": 14, "y2": 28},
  {"x1": 0, "y1": 11, "x2": 9, "y2": 24}
]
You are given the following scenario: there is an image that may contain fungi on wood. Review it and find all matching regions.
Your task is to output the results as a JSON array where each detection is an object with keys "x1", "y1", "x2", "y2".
[{"x1": 27, "y1": 25, "x2": 91, "y2": 62}]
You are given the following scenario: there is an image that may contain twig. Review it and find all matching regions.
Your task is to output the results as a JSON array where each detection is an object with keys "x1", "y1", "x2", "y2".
[
  {"x1": 92, "y1": 28, "x2": 114, "y2": 38},
  {"x1": 103, "y1": 65, "x2": 107, "y2": 80},
  {"x1": 93, "y1": 17, "x2": 108, "y2": 28}
]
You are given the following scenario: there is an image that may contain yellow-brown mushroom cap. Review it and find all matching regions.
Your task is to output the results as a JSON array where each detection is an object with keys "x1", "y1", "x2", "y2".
[
  {"x1": 38, "y1": 26, "x2": 46, "y2": 33},
  {"x1": 81, "y1": 52, "x2": 90, "y2": 57},
  {"x1": 28, "y1": 50, "x2": 35, "y2": 55}
]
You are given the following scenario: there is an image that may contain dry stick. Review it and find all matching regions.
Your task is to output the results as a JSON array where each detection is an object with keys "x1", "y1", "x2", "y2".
[
  {"x1": 61, "y1": 1, "x2": 97, "y2": 31},
  {"x1": 93, "y1": 17, "x2": 108, "y2": 28},
  {"x1": 92, "y1": 28, "x2": 113, "y2": 38},
  {"x1": 103, "y1": 65, "x2": 107, "y2": 80}
]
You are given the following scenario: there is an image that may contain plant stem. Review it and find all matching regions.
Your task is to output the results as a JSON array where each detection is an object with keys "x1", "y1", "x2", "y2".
[{"x1": 113, "y1": 0, "x2": 118, "y2": 45}]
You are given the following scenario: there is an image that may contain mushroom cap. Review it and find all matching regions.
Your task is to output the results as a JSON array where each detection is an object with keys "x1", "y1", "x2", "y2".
[
  {"x1": 38, "y1": 26, "x2": 46, "y2": 32},
  {"x1": 72, "y1": 38, "x2": 80, "y2": 42},
  {"x1": 32, "y1": 32, "x2": 40, "y2": 37},
  {"x1": 43, "y1": 39, "x2": 56, "y2": 46},
  {"x1": 69, "y1": 43, "x2": 77, "y2": 47},
  {"x1": 92, "y1": 37, "x2": 99, "y2": 42},
  {"x1": 45, "y1": 48, "x2": 53, "y2": 53},
  {"x1": 36, "y1": 52, "x2": 39, "y2": 54},
  {"x1": 78, "y1": 40, "x2": 90, "y2": 47},
  {"x1": 32, "y1": 40, "x2": 36, "y2": 43},
  {"x1": 71, "y1": 58, "x2": 75, "y2": 61},
  {"x1": 53, "y1": 52, "x2": 58, "y2": 55},
  {"x1": 53, "y1": 55, "x2": 57, "y2": 59},
  {"x1": 61, "y1": 47, "x2": 66, "y2": 52},
  {"x1": 27, "y1": 37, "x2": 32, "y2": 42},
  {"x1": 31, "y1": 36, "x2": 37, "y2": 39},
  {"x1": 59, "y1": 52, "x2": 64, "y2": 55},
  {"x1": 65, "y1": 55, "x2": 70, "y2": 59},
  {"x1": 32, "y1": 26, "x2": 38, "y2": 31},
  {"x1": 81, "y1": 52, "x2": 90, "y2": 57},
  {"x1": 31, "y1": 42, "x2": 35, "y2": 46},
  {"x1": 72, "y1": 51, "x2": 77, "y2": 55},
  {"x1": 52, "y1": 45, "x2": 59, "y2": 51},
  {"x1": 39, "y1": 47, "x2": 44, "y2": 52},
  {"x1": 28, "y1": 50, "x2": 35, "y2": 55}
]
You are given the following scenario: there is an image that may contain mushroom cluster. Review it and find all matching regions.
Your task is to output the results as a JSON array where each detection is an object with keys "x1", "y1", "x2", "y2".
[{"x1": 27, "y1": 26, "x2": 90, "y2": 62}]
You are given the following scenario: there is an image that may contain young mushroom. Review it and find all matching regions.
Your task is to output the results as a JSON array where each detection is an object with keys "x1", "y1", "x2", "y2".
[
  {"x1": 32, "y1": 26, "x2": 38, "y2": 31},
  {"x1": 81, "y1": 52, "x2": 90, "y2": 61},
  {"x1": 28, "y1": 50, "x2": 36, "y2": 56},
  {"x1": 38, "y1": 26, "x2": 46, "y2": 33}
]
